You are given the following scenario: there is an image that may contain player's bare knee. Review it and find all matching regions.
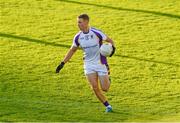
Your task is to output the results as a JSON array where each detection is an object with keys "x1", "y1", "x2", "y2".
[
  {"x1": 101, "y1": 83, "x2": 110, "y2": 92},
  {"x1": 93, "y1": 87, "x2": 99, "y2": 92},
  {"x1": 102, "y1": 87, "x2": 109, "y2": 92},
  {"x1": 91, "y1": 86, "x2": 99, "y2": 92}
]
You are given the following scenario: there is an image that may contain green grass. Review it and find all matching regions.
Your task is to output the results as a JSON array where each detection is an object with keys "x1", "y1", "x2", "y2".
[{"x1": 0, "y1": 0, "x2": 180, "y2": 122}]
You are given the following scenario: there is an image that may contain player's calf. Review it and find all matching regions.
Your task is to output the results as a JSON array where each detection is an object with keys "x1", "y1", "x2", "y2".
[{"x1": 99, "y1": 75, "x2": 110, "y2": 92}]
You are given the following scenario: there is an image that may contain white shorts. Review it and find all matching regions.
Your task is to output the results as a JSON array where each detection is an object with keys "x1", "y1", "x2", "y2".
[{"x1": 84, "y1": 63, "x2": 108, "y2": 76}]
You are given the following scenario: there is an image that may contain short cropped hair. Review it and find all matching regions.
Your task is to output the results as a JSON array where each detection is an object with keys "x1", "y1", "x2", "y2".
[{"x1": 78, "y1": 14, "x2": 89, "y2": 21}]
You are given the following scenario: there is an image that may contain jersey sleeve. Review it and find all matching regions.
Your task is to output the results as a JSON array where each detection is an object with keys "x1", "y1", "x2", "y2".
[
  {"x1": 98, "y1": 30, "x2": 107, "y2": 40},
  {"x1": 91, "y1": 28, "x2": 107, "y2": 41},
  {"x1": 72, "y1": 33, "x2": 80, "y2": 47}
]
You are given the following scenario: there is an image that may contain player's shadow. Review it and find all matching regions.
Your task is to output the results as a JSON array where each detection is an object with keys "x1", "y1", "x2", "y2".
[
  {"x1": 1, "y1": 32, "x2": 179, "y2": 67},
  {"x1": 0, "y1": 32, "x2": 71, "y2": 48},
  {"x1": 115, "y1": 54, "x2": 180, "y2": 67},
  {"x1": 56, "y1": 0, "x2": 180, "y2": 19}
]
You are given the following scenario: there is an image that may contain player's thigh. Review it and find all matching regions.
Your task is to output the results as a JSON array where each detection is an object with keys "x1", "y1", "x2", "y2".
[
  {"x1": 86, "y1": 73, "x2": 99, "y2": 89},
  {"x1": 99, "y1": 75, "x2": 110, "y2": 90}
]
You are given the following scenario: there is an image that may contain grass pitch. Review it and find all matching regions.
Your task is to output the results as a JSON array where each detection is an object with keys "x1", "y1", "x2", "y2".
[{"x1": 0, "y1": 0, "x2": 180, "y2": 122}]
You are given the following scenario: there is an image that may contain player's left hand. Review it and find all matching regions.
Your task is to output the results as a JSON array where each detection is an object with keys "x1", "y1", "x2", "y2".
[
  {"x1": 110, "y1": 45, "x2": 116, "y2": 57},
  {"x1": 56, "y1": 62, "x2": 65, "y2": 73}
]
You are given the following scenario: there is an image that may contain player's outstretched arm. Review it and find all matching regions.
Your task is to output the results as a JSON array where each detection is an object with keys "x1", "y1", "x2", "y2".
[
  {"x1": 56, "y1": 46, "x2": 78, "y2": 73},
  {"x1": 105, "y1": 37, "x2": 116, "y2": 57}
]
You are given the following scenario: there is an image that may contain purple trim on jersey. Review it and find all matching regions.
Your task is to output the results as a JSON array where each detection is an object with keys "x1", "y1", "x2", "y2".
[
  {"x1": 100, "y1": 54, "x2": 107, "y2": 64},
  {"x1": 74, "y1": 33, "x2": 81, "y2": 46},
  {"x1": 91, "y1": 29, "x2": 107, "y2": 64}
]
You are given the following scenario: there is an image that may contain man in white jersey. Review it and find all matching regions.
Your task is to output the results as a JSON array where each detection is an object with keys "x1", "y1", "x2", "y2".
[{"x1": 56, "y1": 14, "x2": 115, "y2": 112}]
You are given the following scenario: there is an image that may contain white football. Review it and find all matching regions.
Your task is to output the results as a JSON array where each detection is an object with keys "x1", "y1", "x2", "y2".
[{"x1": 100, "y1": 43, "x2": 113, "y2": 57}]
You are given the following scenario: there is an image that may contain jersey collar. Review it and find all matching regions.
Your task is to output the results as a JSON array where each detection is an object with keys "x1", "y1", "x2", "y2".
[{"x1": 82, "y1": 27, "x2": 91, "y2": 34}]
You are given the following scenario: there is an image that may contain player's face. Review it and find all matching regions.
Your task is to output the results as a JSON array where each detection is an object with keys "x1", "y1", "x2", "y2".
[{"x1": 77, "y1": 18, "x2": 89, "y2": 31}]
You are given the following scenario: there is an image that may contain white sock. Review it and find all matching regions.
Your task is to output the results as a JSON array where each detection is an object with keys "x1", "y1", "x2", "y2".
[{"x1": 107, "y1": 105, "x2": 112, "y2": 108}]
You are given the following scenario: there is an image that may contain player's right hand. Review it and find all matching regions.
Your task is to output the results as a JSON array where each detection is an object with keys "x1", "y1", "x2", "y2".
[{"x1": 56, "y1": 62, "x2": 65, "y2": 73}]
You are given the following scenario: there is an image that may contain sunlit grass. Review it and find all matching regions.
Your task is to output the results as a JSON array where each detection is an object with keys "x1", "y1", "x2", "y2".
[{"x1": 0, "y1": 0, "x2": 180, "y2": 121}]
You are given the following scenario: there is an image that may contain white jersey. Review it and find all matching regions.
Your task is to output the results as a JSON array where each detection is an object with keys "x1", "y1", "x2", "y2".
[{"x1": 72, "y1": 27, "x2": 108, "y2": 65}]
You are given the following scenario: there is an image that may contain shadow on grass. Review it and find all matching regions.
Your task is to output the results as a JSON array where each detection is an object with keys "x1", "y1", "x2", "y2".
[
  {"x1": 56, "y1": 0, "x2": 180, "y2": 19},
  {"x1": 0, "y1": 32, "x2": 71, "y2": 48},
  {"x1": 116, "y1": 54, "x2": 180, "y2": 67},
  {"x1": 1, "y1": 32, "x2": 179, "y2": 67}
]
